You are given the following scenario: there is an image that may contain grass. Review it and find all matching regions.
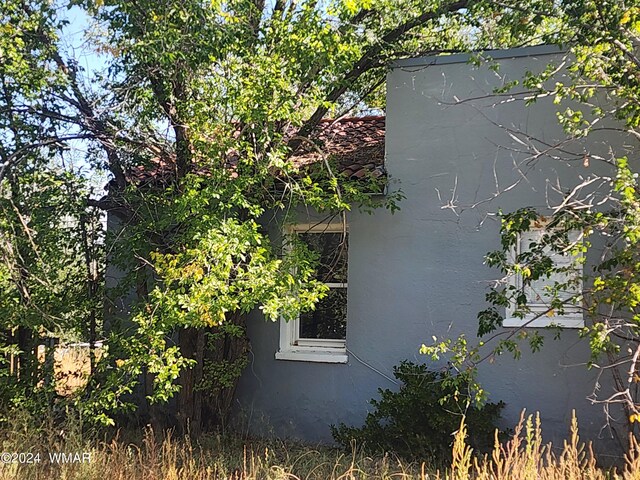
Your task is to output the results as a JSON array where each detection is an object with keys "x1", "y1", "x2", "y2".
[{"x1": 0, "y1": 411, "x2": 637, "y2": 479}]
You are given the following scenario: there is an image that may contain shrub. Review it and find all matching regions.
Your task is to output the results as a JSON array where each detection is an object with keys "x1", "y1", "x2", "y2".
[{"x1": 331, "y1": 361, "x2": 504, "y2": 462}]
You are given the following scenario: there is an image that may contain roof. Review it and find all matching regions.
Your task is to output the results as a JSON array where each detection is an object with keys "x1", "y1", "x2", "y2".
[
  {"x1": 291, "y1": 116, "x2": 386, "y2": 179},
  {"x1": 390, "y1": 44, "x2": 563, "y2": 68},
  {"x1": 126, "y1": 116, "x2": 385, "y2": 185}
]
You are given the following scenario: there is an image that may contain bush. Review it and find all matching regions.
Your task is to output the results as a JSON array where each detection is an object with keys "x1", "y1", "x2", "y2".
[{"x1": 331, "y1": 361, "x2": 504, "y2": 462}]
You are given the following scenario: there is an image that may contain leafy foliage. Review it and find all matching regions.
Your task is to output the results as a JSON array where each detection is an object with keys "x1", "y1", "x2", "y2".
[{"x1": 331, "y1": 361, "x2": 504, "y2": 462}]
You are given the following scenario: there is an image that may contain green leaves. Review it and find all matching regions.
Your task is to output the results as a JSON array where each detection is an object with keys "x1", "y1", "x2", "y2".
[
  {"x1": 142, "y1": 217, "x2": 327, "y2": 329},
  {"x1": 331, "y1": 361, "x2": 505, "y2": 462}
]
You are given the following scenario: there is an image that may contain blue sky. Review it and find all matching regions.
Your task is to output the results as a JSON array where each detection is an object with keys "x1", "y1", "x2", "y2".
[
  {"x1": 59, "y1": 5, "x2": 107, "y2": 79},
  {"x1": 55, "y1": 5, "x2": 111, "y2": 191}
]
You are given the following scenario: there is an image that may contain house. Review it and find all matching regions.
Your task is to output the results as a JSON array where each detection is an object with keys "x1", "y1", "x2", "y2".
[
  {"x1": 104, "y1": 44, "x2": 628, "y2": 449},
  {"x1": 233, "y1": 45, "x2": 627, "y2": 449}
]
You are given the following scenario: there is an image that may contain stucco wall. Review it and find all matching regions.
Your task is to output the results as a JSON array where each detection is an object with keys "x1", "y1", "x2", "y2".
[{"x1": 235, "y1": 46, "x2": 628, "y2": 451}]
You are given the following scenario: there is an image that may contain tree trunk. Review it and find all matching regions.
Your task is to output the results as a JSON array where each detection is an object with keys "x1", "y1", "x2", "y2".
[
  {"x1": 16, "y1": 326, "x2": 33, "y2": 383},
  {"x1": 176, "y1": 327, "x2": 205, "y2": 437},
  {"x1": 201, "y1": 313, "x2": 250, "y2": 432}
]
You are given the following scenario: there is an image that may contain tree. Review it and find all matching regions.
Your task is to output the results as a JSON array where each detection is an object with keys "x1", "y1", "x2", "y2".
[
  {"x1": 0, "y1": 0, "x2": 104, "y2": 417},
  {"x1": 421, "y1": 0, "x2": 640, "y2": 447}
]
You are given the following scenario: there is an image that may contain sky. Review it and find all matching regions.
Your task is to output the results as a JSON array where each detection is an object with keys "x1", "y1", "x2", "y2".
[
  {"x1": 59, "y1": 5, "x2": 108, "y2": 82},
  {"x1": 55, "y1": 4, "x2": 111, "y2": 194}
]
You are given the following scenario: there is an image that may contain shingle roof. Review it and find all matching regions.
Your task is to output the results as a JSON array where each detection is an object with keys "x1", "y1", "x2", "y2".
[{"x1": 126, "y1": 116, "x2": 385, "y2": 184}]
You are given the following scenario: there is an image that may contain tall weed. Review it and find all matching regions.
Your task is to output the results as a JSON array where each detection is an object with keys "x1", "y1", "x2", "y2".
[{"x1": 0, "y1": 410, "x2": 636, "y2": 479}]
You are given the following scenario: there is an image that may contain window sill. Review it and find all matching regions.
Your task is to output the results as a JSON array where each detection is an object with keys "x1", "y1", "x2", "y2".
[
  {"x1": 503, "y1": 315, "x2": 584, "y2": 329},
  {"x1": 275, "y1": 349, "x2": 348, "y2": 363}
]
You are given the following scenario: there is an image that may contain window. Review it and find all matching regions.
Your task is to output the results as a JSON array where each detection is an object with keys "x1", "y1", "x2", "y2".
[
  {"x1": 504, "y1": 223, "x2": 584, "y2": 328},
  {"x1": 275, "y1": 223, "x2": 349, "y2": 363}
]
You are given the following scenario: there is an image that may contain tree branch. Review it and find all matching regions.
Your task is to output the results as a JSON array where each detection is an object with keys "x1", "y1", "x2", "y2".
[
  {"x1": 20, "y1": 3, "x2": 129, "y2": 190},
  {"x1": 289, "y1": 0, "x2": 469, "y2": 150}
]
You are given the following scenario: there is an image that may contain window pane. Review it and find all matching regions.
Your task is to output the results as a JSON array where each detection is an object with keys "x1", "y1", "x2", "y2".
[
  {"x1": 527, "y1": 270, "x2": 581, "y2": 305},
  {"x1": 519, "y1": 229, "x2": 581, "y2": 265},
  {"x1": 298, "y1": 232, "x2": 348, "y2": 283},
  {"x1": 300, "y1": 288, "x2": 347, "y2": 340},
  {"x1": 520, "y1": 227, "x2": 582, "y2": 308}
]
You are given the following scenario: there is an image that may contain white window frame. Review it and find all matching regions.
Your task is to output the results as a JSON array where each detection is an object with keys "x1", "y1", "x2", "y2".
[
  {"x1": 275, "y1": 223, "x2": 349, "y2": 363},
  {"x1": 504, "y1": 223, "x2": 584, "y2": 328}
]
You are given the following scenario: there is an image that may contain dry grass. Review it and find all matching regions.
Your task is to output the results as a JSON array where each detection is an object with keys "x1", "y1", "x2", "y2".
[{"x1": 0, "y1": 411, "x2": 637, "y2": 479}]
